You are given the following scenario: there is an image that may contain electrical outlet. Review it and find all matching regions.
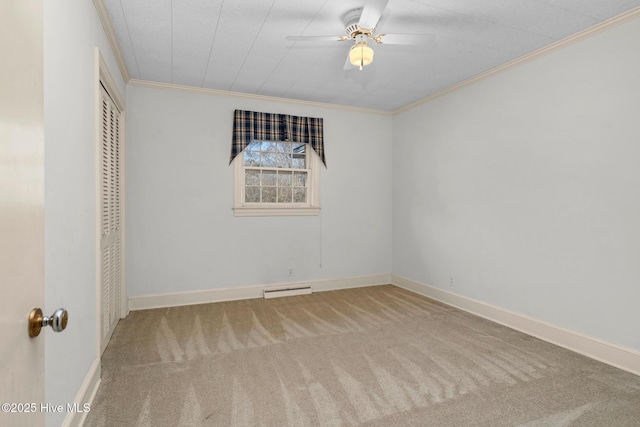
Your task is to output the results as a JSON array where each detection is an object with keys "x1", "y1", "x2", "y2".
[
  {"x1": 449, "y1": 277, "x2": 454, "y2": 287},
  {"x1": 288, "y1": 268, "x2": 294, "y2": 277}
]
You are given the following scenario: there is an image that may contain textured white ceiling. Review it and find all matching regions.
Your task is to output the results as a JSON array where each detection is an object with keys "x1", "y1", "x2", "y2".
[{"x1": 102, "y1": 0, "x2": 640, "y2": 111}]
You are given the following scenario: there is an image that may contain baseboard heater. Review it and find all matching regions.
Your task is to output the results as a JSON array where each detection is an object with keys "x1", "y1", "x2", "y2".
[{"x1": 263, "y1": 285, "x2": 312, "y2": 299}]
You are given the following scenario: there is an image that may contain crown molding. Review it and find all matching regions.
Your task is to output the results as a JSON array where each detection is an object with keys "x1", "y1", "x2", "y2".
[
  {"x1": 93, "y1": 0, "x2": 130, "y2": 83},
  {"x1": 96, "y1": 48, "x2": 125, "y2": 111},
  {"x1": 393, "y1": 6, "x2": 640, "y2": 115},
  {"x1": 91, "y1": 0, "x2": 639, "y2": 116},
  {"x1": 127, "y1": 79, "x2": 392, "y2": 116}
]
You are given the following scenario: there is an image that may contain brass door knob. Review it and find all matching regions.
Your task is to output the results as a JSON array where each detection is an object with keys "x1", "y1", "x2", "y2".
[{"x1": 29, "y1": 308, "x2": 68, "y2": 338}]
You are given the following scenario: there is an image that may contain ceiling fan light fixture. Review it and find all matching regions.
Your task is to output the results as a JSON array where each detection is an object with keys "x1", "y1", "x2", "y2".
[{"x1": 349, "y1": 41, "x2": 374, "y2": 70}]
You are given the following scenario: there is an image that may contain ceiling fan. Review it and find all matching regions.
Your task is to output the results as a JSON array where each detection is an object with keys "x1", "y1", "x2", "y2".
[{"x1": 286, "y1": 0, "x2": 435, "y2": 71}]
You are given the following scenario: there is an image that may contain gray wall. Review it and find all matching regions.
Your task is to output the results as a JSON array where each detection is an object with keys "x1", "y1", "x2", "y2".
[
  {"x1": 44, "y1": 1, "x2": 125, "y2": 426},
  {"x1": 125, "y1": 86, "x2": 393, "y2": 296},
  {"x1": 393, "y1": 17, "x2": 640, "y2": 351}
]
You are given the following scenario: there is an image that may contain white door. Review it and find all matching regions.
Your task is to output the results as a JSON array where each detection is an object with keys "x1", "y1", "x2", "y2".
[
  {"x1": 99, "y1": 85, "x2": 123, "y2": 353},
  {"x1": 0, "y1": 1, "x2": 45, "y2": 426}
]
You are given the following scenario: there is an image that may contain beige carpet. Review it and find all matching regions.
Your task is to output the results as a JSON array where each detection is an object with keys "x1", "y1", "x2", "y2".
[{"x1": 84, "y1": 285, "x2": 640, "y2": 426}]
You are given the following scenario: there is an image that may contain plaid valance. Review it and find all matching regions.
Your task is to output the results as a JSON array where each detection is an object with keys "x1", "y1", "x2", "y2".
[{"x1": 230, "y1": 110, "x2": 326, "y2": 167}]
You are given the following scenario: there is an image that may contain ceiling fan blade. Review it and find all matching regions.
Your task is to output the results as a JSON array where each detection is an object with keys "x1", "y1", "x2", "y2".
[
  {"x1": 343, "y1": 55, "x2": 356, "y2": 71},
  {"x1": 286, "y1": 35, "x2": 346, "y2": 42},
  {"x1": 358, "y1": 0, "x2": 389, "y2": 30},
  {"x1": 376, "y1": 33, "x2": 436, "y2": 45}
]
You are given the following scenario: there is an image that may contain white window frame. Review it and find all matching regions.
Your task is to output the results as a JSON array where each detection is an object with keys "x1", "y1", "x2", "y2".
[{"x1": 233, "y1": 141, "x2": 320, "y2": 217}]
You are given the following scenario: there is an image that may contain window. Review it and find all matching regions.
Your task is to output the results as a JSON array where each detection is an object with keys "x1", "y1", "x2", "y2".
[
  {"x1": 230, "y1": 109, "x2": 325, "y2": 216},
  {"x1": 233, "y1": 140, "x2": 320, "y2": 216}
]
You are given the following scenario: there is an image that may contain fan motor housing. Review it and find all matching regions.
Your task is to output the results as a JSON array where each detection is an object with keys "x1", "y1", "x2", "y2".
[
  {"x1": 345, "y1": 22, "x2": 360, "y2": 36},
  {"x1": 343, "y1": 7, "x2": 364, "y2": 36}
]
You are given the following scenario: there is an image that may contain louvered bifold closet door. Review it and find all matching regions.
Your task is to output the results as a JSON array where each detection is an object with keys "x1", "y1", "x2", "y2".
[{"x1": 100, "y1": 85, "x2": 123, "y2": 353}]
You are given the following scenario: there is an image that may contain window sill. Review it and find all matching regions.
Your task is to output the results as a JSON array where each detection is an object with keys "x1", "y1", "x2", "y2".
[{"x1": 233, "y1": 206, "x2": 320, "y2": 217}]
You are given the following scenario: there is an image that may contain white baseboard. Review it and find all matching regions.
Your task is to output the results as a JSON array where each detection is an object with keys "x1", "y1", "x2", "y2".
[
  {"x1": 128, "y1": 274, "x2": 392, "y2": 311},
  {"x1": 128, "y1": 273, "x2": 640, "y2": 376},
  {"x1": 62, "y1": 357, "x2": 101, "y2": 427},
  {"x1": 392, "y1": 275, "x2": 640, "y2": 377}
]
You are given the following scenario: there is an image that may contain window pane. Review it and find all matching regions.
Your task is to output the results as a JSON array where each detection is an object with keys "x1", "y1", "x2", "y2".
[
  {"x1": 245, "y1": 170, "x2": 260, "y2": 186},
  {"x1": 246, "y1": 141, "x2": 261, "y2": 151},
  {"x1": 261, "y1": 152, "x2": 277, "y2": 167},
  {"x1": 292, "y1": 154, "x2": 305, "y2": 169},
  {"x1": 276, "y1": 142, "x2": 292, "y2": 168},
  {"x1": 262, "y1": 187, "x2": 277, "y2": 203},
  {"x1": 278, "y1": 188, "x2": 292, "y2": 203},
  {"x1": 278, "y1": 153, "x2": 291, "y2": 169},
  {"x1": 262, "y1": 171, "x2": 277, "y2": 186},
  {"x1": 244, "y1": 151, "x2": 259, "y2": 166},
  {"x1": 293, "y1": 171, "x2": 307, "y2": 187},
  {"x1": 293, "y1": 188, "x2": 306, "y2": 203},
  {"x1": 261, "y1": 141, "x2": 276, "y2": 152},
  {"x1": 277, "y1": 142, "x2": 292, "y2": 153},
  {"x1": 245, "y1": 186, "x2": 260, "y2": 202},
  {"x1": 277, "y1": 171, "x2": 292, "y2": 186},
  {"x1": 292, "y1": 144, "x2": 306, "y2": 169},
  {"x1": 276, "y1": 153, "x2": 291, "y2": 168}
]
